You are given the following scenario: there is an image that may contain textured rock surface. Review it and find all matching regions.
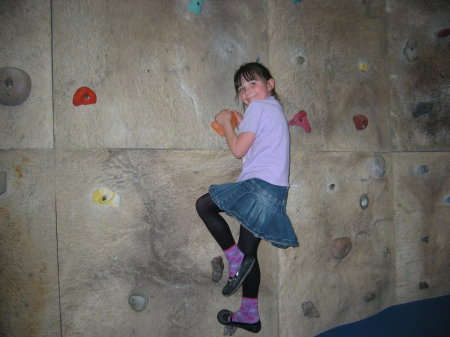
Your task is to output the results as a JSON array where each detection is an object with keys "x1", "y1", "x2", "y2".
[
  {"x1": 55, "y1": 149, "x2": 279, "y2": 336},
  {"x1": 0, "y1": 0, "x2": 53, "y2": 149},
  {"x1": 0, "y1": 150, "x2": 60, "y2": 337},
  {"x1": 393, "y1": 152, "x2": 450, "y2": 304},
  {"x1": 0, "y1": 0, "x2": 449, "y2": 337}
]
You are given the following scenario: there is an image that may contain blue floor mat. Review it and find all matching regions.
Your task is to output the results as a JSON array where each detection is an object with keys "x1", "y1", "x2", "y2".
[{"x1": 316, "y1": 295, "x2": 450, "y2": 337}]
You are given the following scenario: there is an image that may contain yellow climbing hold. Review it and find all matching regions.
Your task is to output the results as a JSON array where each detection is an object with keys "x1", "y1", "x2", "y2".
[
  {"x1": 93, "y1": 187, "x2": 120, "y2": 207},
  {"x1": 359, "y1": 62, "x2": 369, "y2": 72}
]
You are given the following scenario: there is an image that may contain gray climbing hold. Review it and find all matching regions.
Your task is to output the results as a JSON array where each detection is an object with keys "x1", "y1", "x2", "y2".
[
  {"x1": 403, "y1": 40, "x2": 418, "y2": 62},
  {"x1": 415, "y1": 165, "x2": 429, "y2": 175},
  {"x1": 413, "y1": 102, "x2": 433, "y2": 118},
  {"x1": 331, "y1": 237, "x2": 352, "y2": 259},
  {"x1": 211, "y1": 256, "x2": 224, "y2": 283},
  {"x1": 383, "y1": 247, "x2": 390, "y2": 257},
  {"x1": 0, "y1": 67, "x2": 32, "y2": 106},
  {"x1": 223, "y1": 325, "x2": 238, "y2": 336},
  {"x1": 128, "y1": 294, "x2": 148, "y2": 312},
  {"x1": 370, "y1": 155, "x2": 386, "y2": 178},
  {"x1": 301, "y1": 301, "x2": 320, "y2": 318},
  {"x1": 360, "y1": 194, "x2": 369, "y2": 209},
  {"x1": 364, "y1": 291, "x2": 377, "y2": 302},
  {"x1": 0, "y1": 171, "x2": 6, "y2": 195}
]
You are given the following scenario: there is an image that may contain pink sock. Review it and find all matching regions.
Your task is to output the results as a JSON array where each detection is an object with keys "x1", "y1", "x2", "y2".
[
  {"x1": 224, "y1": 244, "x2": 244, "y2": 277},
  {"x1": 230, "y1": 297, "x2": 259, "y2": 324}
]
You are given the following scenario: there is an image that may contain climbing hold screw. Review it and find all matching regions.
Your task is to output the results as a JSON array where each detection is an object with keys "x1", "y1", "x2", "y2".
[
  {"x1": 421, "y1": 236, "x2": 429, "y2": 243},
  {"x1": 383, "y1": 247, "x2": 390, "y2": 256},
  {"x1": 297, "y1": 56, "x2": 305, "y2": 65},
  {"x1": 328, "y1": 183, "x2": 336, "y2": 191},
  {"x1": 4, "y1": 77, "x2": 13, "y2": 89},
  {"x1": 360, "y1": 194, "x2": 369, "y2": 209}
]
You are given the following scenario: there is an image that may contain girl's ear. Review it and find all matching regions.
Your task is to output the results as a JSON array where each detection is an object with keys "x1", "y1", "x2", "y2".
[{"x1": 266, "y1": 78, "x2": 275, "y2": 93}]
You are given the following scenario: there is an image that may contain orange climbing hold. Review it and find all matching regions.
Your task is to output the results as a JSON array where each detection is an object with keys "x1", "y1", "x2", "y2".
[
  {"x1": 73, "y1": 86, "x2": 97, "y2": 106},
  {"x1": 211, "y1": 113, "x2": 238, "y2": 136}
]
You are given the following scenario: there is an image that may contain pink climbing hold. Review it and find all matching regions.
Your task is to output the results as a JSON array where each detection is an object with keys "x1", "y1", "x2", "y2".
[
  {"x1": 288, "y1": 110, "x2": 311, "y2": 133},
  {"x1": 353, "y1": 114, "x2": 368, "y2": 130},
  {"x1": 437, "y1": 28, "x2": 450, "y2": 38}
]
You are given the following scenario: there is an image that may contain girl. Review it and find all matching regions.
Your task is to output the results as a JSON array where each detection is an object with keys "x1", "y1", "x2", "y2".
[{"x1": 196, "y1": 62, "x2": 299, "y2": 333}]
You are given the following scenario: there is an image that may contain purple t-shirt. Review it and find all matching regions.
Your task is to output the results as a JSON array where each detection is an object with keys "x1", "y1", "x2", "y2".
[{"x1": 237, "y1": 96, "x2": 290, "y2": 187}]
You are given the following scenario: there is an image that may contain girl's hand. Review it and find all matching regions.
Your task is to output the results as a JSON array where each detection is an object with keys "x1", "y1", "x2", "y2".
[{"x1": 215, "y1": 109, "x2": 233, "y2": 126}]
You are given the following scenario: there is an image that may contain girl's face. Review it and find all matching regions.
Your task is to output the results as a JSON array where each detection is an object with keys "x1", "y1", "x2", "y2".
[{"x1": 237, "y1": 76, "x2": 274, "y2": 106}]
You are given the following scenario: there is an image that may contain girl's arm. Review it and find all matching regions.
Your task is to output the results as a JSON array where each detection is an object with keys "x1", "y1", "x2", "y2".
[{"x1": 215, "y1": 109, "x2": 255, "y2": 159}]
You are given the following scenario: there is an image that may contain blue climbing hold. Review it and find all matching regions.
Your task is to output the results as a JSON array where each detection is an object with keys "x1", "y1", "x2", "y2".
[
  {"x1": 444, "y1": 195, "x2": 450, "y2": 203},
  {"x1": 188, "y1": 0, "x2": 204, "y2": 15},
  {"x1": 292, "y1": 0, "x2": 304, "y2": 3}
]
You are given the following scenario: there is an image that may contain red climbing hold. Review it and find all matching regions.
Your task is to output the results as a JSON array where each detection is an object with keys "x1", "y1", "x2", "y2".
[
  {"x1": 353, "y1": 114, "x2": 368, "y2": 130},
  {"x1": 437, "y1": 28, "x2": 450, "y2": 38},
  {"x1": 288, "y1": 110, "x2": 311, "y2": 133},
  {"x1": 73, "y1": 86, "x2": 97, "y2": 106}
]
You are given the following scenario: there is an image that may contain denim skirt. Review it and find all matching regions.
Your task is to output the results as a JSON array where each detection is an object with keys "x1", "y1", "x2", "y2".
[{"x1": 209, "y1": 178, "x2": 299, "y2": 248}]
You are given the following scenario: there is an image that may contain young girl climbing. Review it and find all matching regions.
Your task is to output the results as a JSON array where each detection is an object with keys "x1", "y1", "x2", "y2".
[{"x1": 196, "y1": 62, "x2": 299, "y2": 333}]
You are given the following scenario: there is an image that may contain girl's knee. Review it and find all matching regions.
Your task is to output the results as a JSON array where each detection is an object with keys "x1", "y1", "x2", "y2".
[{"x1": 196, "y1": 193, "x2": 211, "y2": 215}]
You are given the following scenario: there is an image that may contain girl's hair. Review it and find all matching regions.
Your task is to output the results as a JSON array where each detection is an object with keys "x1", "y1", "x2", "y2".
[{"x1": 233, "y1": 62, "x2": 279, "y2": 103}]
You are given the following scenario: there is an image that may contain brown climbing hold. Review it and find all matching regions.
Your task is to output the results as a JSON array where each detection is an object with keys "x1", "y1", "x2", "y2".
[
  {"x1": 211, "y1": 256, "x2": 224, "y2": 283},
  {"x1": 364, "y1": 291, "x2": 377, "y2": 302},
  {"x1": 419, "y1": 281, "x2": 429, "y2": 290},
  {"x1": 437, "y1": 28, "x2": 450, "y2": 38},
  {"x1": 301, "y1": 301, "x2": 320, "y2": 318},
  {"x1": 331, "y1": 237, "x2": 352, "y2": 259},
  {"x1": 353, "y1": 114, "x2": 368, "y2": 130}
]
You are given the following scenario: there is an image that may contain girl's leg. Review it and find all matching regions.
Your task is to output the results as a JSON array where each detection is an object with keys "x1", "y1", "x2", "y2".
[
  {"x1": 196, "y1": 193, "x2": 244, "y2": 277},
  {"x1": 196, "y1": 193, "x2": 235, "y2": 249},
  {"x1": 231, "y1": 226, "x2": 261, "y2": 323}
]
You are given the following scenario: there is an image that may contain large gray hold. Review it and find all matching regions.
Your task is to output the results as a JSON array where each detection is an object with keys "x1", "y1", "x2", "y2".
[{"x1": 0, "y1": 67, "x2": 32, "y2": 106}]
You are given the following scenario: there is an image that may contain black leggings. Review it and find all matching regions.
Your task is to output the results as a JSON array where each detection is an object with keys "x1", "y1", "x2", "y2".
[{"x1": 196, "y1": 193, "x2": 261, "y2": 298}]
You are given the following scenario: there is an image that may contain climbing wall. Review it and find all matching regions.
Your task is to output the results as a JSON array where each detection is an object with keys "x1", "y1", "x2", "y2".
[
  {"x1": 269, "y1": 0, "x2": 449, "y2": 336},
  {"x1": 1, "y1": 0, "x2": 449, "y2": 337}
]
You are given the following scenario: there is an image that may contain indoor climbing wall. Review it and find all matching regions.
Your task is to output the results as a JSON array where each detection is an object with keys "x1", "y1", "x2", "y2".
[
  {"x1": 269, "y1": 0, "x2": 450, "y2": 336},
  {"x1": 0, "y1": 0, "x2": 449, "y2": 337}
]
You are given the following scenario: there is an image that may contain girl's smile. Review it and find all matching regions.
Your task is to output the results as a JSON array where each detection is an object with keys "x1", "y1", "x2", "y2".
[{"x1": 238, "y1": 77, "x2": 274, "y2": 105}]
